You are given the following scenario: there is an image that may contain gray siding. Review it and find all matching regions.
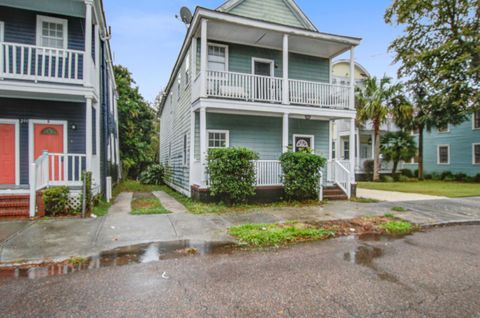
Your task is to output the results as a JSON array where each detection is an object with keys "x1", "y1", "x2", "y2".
[{"x1": 0, "y1": 98, "x2": 86, "y2": 184}]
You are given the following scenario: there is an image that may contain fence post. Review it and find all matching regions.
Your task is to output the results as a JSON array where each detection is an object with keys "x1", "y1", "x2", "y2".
[
  {"x1": 29, "y1": 162, "x2": 36, "y2": 217},
  {"x1": 319, "y1": 171, "x2": 324, "y2": 202}
]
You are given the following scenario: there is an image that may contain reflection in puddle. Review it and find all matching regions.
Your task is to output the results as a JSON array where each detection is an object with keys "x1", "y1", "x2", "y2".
[{"x1": 0, "y1": 240, "x2": 235, "y2": 281}]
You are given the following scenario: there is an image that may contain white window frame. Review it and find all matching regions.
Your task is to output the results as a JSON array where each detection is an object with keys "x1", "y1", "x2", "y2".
[
  {"x1": 293, "y1": 134, "x2": 315, "y2": 152},
  {"x1": 177, "y1": 75, "x2": 181, "y2": 100},
  {"x1": 36, "y1": 15, "x2": 68, "y2": 49},
  {"x1": 207, "y1": 43, "x2": 229, "y2": 72},
  {"x1": 437, "y1": 144, "x2": 450, "y2": 165},
  {"x1": 207, "y1": 130, "x2": 230, "y2": 149},
  {"x1": 251, "y1": 57, "x2": 274, "y2": 77},
  {"x1": 185, "y1": 51, "x2": 191, "y2": 89},
  {"x1": 473, "y1": 143, "x2": 480, "y2": 165},
  {"x1": 0, "y1": 21, "x2": 4, "y2": 42},
  {"x1": 0, "y1": 119, "x2": 20, "y2": 185},
  {"x1": 437, "y1": 124, "x2": 450, "y2": 133},
  {"x1": 473, "y1": 111, "x2": 480, "y2": 130}
]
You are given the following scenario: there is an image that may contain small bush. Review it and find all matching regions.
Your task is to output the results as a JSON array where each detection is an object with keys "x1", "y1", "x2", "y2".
[
  {"x1": 207, "y1": 147, "x2": 259, "y2": 204},
  {"x1": 453, "y1": 173, "x2": 468, "y2": 182},
  {"x1": 400, "y1": 169, "x2": 414, "y2": 178},
  {"x1": 423, "y1": 173, "x2": 432, "y2": 180},
  {"x1": 81, "y1": 171, "x2": 93, "y2": 213},
  {"x1": 139, "y1": 164, "x2": 164, "y2": 185},
  {"x1": 414, "y1": 169, "x2": 419, "y2": 178},
  {"x1": 43, "y1": 186, "x2": 70, "y2": 216},
  {"x1": 381, "y1": 175, "x2": 394, "y2": 182},
  {"x1": 380, "y1": 220, "x2": 413, "y2": 235},
  {"x1": 443, "y1": 176, "x2": 456, "y2": 182},
  {"x1": 363, "y1": 160, "x2": 374, "y2": 181},
  {"x1": 474, "y1": 173, "x2": 480, "y2": 183},
  {"x1": 398, "y1": 175, "x2": 409, "y2": 182},
  {"x1": 280, "y1": 151, "x2": 326, "y2": 201},
  {"x1": 431, "y1": 172, "x2": 442, "y2": 180},
  {"x1": 441, "y1": 171, "x2": 453, "y2": 180}
]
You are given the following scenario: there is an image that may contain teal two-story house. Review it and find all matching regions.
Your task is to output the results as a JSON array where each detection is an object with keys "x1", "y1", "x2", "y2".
[
  {"x1": 159, "y1": 0, "x2": 362, "y2": 201},
  {"x1": 417, "y1": 112, "x2": 480, "y2": 176}
]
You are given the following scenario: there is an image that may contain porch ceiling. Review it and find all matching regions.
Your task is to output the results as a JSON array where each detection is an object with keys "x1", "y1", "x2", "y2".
[{"x1": 199, "y1": 19, "x2": 355, "y2": 59}]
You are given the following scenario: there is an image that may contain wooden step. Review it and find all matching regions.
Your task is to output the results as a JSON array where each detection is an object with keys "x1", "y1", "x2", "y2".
[{"x1": 323, "y1": 185, "x2": 348, "y2": 201}]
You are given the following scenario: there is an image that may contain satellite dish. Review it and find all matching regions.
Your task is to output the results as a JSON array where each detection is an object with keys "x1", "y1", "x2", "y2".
[{"x1": 180, "y1": 7, "x2": 193, "y2": 26}]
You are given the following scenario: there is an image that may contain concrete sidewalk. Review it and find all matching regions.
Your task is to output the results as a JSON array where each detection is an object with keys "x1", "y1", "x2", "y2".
[
  {"x1": 0, "y1": 192, "x2": 479, "y2": 263},
  {"x1": 357, "y1": 188, "x2": 447, "y2": 201}
]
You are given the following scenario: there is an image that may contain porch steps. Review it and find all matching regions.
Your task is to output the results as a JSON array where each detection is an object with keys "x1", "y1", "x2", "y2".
[
  {"x1": 0, "y1": 195, "x2": 30, "y2": 217},
  {"x1": 323, "y1": 185, "x2": 348, "y2": 201}
]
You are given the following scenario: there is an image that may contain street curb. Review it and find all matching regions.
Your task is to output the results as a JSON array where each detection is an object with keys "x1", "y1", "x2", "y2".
[{"x1": 419, "y1": 220, "x2": 480, "y2": 229}]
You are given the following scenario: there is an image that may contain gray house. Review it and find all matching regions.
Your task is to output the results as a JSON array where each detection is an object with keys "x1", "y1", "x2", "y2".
[
  {"x1": 159, "y1": 0, "x2": 361, "y2": 201},
  {"x1": 0, "y1": 0, "x2": 120, "y2": 217}
]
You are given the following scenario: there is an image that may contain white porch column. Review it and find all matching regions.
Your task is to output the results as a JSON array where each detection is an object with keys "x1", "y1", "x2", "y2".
[
  {"x1": 95, "y1": 101, "x2": 101, "y2": 181},
  {"x1": 200, "y1": 19, "x2": 208, "y2": 97},
  {"x1": 191, "y1": 37, "x2": 197, "y2": 79},
  {"x1": 86, "y1": 97, "x2": 93, "y2": 171},
  {"x1": 94, "y1": 24, "x2": 100, "y2": 89},
  {"x1": 349, "y1": 46, "x2": 355, "y2": 110},
  {"x1": 189, "y1": 110, "x2": 196, "y2": 186},
  {"x1": 349, "y1": 118, "x2": 356, "y2": 184},
  {"x1": 84, "y1": 0, "x2": 93, "y2": 87},
  {"x1": 356, "y1": 128, "x2": 360, "y2": 170},
  {"x1": 199, "y1": 107, "x2": 207, "y2": 186},
  {"x1": 282, "y1": 34, "x2": 289, "y2": 105},
  {"x1": 328, "y1": 121, "x2": 333, "y2": 160},
  {"x1": 282, "y1": 112, "x2": 289, "y2": 152}
]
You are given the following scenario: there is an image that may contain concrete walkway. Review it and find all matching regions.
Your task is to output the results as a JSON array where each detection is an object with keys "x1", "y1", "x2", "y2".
[
  {"x1": 357, "y1": 188, "x2": 447, "y2": 202},
  {"x1": 0, "y1": 192, "x2": 479, "y2": 263},
  {"x1": 153, "y1": 191, "x2": 188, "y2": 213}
]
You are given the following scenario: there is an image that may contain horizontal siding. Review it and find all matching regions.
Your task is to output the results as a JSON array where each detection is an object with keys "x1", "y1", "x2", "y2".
[
  {"x1": 0, "y1": 6, "x2": 86, "y2": 51},
  {"x1": 229, "y1": 43, "x2": 283, "y2": 77},
  {"x1": 194, "y1": 113, "x2": 330, "y2": 161},
  {"x1": 0, "y1": 98, "x2": 86, "y2": 184},
  {"x1": 423, "y1": 115, "x2": 480, "y2": 176},
  {"x1": 289, "y1": 53, "x2": 329, "y2": 82},
  {"x1": 228, "y1": 0, "x2": 306, "y2": 29}
]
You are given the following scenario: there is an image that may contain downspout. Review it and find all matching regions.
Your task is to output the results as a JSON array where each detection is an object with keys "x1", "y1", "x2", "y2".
[{"x1": 101, "y1": 40, "x2": 109, "y2": 196}]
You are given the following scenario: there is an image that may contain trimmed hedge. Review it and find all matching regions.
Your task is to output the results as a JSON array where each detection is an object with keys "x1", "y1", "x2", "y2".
[
  {"x1": 207, "y1": 147, "x2": 259, "y2": 204},
  {"x1": 43, "y1": 186, "x2": 70, "y2": 216},
  {"x1": 279, "y1": 151, "x2": 326, "y2": 201}
]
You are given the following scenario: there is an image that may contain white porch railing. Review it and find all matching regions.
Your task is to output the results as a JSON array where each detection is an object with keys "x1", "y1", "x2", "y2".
[
  {"x1": 0, "y1": 42, "x2": 84, "y2": 84},
  {"x1": 30, "y1": 152, "x2": 87, "y2": 216},
  {"x1": 330, "y1": 160, "x2": 351, "y2": 198},
  {"x1": 206, "y1": 70, "x2": 283, "y2": 103},
  {"x1": 253, "y1": 160, "x2": 283, "y2": 186},
  {"x1": 289, "y1": 79, "x2": 350, "y2": 109}
]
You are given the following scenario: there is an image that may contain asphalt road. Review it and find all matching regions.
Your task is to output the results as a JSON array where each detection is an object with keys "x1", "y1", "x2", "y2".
[{"x1": 1, "y1": 225, "x2": 479, "y2": 317}]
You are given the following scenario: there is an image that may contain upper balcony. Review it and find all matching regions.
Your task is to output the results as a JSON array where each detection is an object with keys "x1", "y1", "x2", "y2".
[{"x1": 187, "y1": 8, "x2": 361, "y2": 114}]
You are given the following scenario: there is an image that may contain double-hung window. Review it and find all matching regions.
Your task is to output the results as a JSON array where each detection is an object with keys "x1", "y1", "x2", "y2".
[
  {"x1": 437, "y1": 145, "x2": 450, "y2": 165},
  {"x1": 474, "y1": 111, "x2": 480, "y2": 130},
  {"x1": 208, "y1": 44, "x2": 228, "y2": 72},
  {"x1": 37, "y1": 15, "x2": 68, "y2": 49},
  {"x1": 207, "y1": 130, "x2": 229, "y2": 149},
  {"x1": 473, "y1": 144, "x2": 480, "y2": 165}
]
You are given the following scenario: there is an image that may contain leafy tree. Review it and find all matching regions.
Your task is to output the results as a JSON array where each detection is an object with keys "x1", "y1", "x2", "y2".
[
  {"x1": 380, "y1": 131, "x2": 417, "y2": 176},
  {"x1": 385, "y1": 0, "x2": 479, "y2": 128},
  {"x1": 114, "y1": 65, "x2": 157, "y2": 178},
  {"x1": 355, "y1": 76, "x2": 405, "y2": 181}
]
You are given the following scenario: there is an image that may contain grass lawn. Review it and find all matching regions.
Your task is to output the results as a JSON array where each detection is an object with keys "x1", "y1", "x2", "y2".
[
  {"x1": 358, "y1": 181, "x2": 480, "y2": 198},
  {"x1": 92, "y1": 200, "x2": 110, "y2": 217},
  {"x1": 131, "y1": 194, "x2": 170, "y2": 215}
]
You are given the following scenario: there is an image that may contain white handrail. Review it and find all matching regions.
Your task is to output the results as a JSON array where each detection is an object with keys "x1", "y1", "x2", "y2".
[
  {"x1": 332, "y1": 160, "x2": 351, "y2": 198},
  {"x1": 1, "y1": 42, "x2": 84, "y2": 83}
]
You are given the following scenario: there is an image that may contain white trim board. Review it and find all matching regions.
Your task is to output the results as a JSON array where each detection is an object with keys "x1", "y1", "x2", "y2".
[
  {"x1": 207, "y1": 129, "x2": 230, "y2": 148},
  {"x1": 28, "y1": 120, "x2": 68, "y2": 180},
  {"x1": 0, "y1": 119, "x2": 20, "y2": 185},
  {"x1": 0, "y1": 21, "x2": 4, "y2": 42},
  {"x1": 208, "y1": 42, "x2": 229, "y2": 71}
]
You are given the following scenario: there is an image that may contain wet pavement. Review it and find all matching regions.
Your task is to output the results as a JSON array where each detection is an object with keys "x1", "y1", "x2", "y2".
[{"x1": 0, "y1": 225, "x2": 479, "y2": 317}]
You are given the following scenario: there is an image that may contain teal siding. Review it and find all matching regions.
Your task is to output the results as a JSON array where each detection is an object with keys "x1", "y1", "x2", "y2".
[
  {"x1": 423, "y1": 115, "x2": 480, "y2": 176},
  {"x1": 227, "y1": 0, "x2": 307, "y2": 29},
  {"x1": 229, "y1": 44, "x2": 283, "y2": 77},
  {"x1": 289, "y1": 53, "x2": 329, "y2": 82},
  {"x1": 194, "y1": 113, "x2": 330, "y2": 161}
]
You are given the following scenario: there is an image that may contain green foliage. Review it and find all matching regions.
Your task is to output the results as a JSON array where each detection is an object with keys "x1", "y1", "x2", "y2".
[
  {"x1": 391, "y1": 206, "x2": 408, "y2": 212},
  {"x1": 207, "y1": 147, "x2": 259, "y2": 204},
  {"x1": 81, "y1": 171, "x2": 93, "y2": 213},
  {"x1": 398, "y1": 175, "x2": 410, "y2": 182},
  {"x1": 380, "y1": 220, "x2": 414, "y2": 235},
  {"x1": 139, "y1": 164, "x2": 164, "y2": 185},
  {"x1": 114, "y1": 65, "x2": 157, "y2": 178},
  {"x1": 381, "y1": 131, "x2": 417, "y2": 175},
  {"x1": 381, "y1": 175, "x2": 395, "y2": 182},
  {"x1": 131, "y1": 197, "x2": 170, "y2": 215},
  {"x1": 92, "y1": 200, "x2": 110, "y2": 217},
  {"x1": 229, "y1": 223, "x2": 335, "y2": 247},
  {"x1": 356, "y1": 76, "x2": 407, "y2": 181},
  {"x1": 400, "y1": 169, "x2": 414, "y2": 178},
  {"x1": 384, "y1": 212, "x2": 395, "y2": 218},
  {"x1": 43, "y1": 186, "x2": 70, "y2": 216}
]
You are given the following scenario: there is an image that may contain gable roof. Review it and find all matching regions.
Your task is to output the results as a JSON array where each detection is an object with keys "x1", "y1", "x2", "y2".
[{"x1": 217, "y1": 0, "x2": 317, "y2": 31}]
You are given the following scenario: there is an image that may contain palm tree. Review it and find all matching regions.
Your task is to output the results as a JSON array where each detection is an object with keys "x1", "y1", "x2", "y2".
[
  {"x1": 380, "y1": 131, "x2": 417, "y2": 176},
  {"x1": 356, "y1": 76, "x2": 403, "y2": 181}
]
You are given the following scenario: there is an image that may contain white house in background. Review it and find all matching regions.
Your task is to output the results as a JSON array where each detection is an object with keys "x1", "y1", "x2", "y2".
[
  {"x1": 331, "y1": 60, "x2": 401, "y2": 177},
  {"x1": 159, "y1": 0, "x2": 362, "y2": 201}
]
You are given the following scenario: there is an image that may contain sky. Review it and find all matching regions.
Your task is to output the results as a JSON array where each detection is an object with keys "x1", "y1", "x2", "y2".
[{"x1": 103, "y1": 0, "x2": 403, "y2": 102}]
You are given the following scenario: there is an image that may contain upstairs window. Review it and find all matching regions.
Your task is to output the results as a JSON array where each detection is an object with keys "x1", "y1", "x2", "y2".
[
  {"x1": 208, "y1": 44, "x2": 228, "y2": 72},
  {"x1": 437, "y1": 124, "x2": 449, "y2": 133},
  {"x1": 474, "y1": 111, "x2": 480, "y2": 129},
  {"x1": 37, "y1": 16, "x2": 68, "y2": 49},
  {"x1": 437, "y1": 145, "x2": 450, "y2": 165}
]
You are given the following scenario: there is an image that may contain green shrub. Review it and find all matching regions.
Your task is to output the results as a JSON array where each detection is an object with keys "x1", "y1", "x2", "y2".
[
  {"x1": 398, "y1": 175, "x2": 409, "y2": 182},
  {"x1": 424, "y1": 173, "x2": 432, "y2": 180},
  {"x1": 43, "y1": 186, "x2": 70, "y2": 216},
  {"x1": 279, "y1": 151, "x2": 326, "y2": 201},
  {"x1": 81, "y1": 171, "x2": 93, "y2": 213},
  {"x1": 431, "y1": 172, "x2": 442, "y2": 180},
  {"x1": 443, "y1": 176, "x2": 456, "y2": 182},
  {"x1": 454, "y1": 173, "x2": 468, "y2": 182},
  {"x1": 207, "y1": 147, "x2": 259, "y2": 204},
  {"x1": 381, "y1": 175, "x2": 394, "y2": 182},
  {"x1": 414, "y1": 169, "x2": 419, "y2": 178},
  {"x1": 474, "y1": 173, "x2": 480, "y2": 183},
  {"x1": 139, "y1": 164, "x2": 164, "y2": 185},
  {"x1": 401, "y1": 169, "x2": 414, "y2": 178},
  {"x1": 441, "y1": 171, "x2": 453, "y2": 180}
]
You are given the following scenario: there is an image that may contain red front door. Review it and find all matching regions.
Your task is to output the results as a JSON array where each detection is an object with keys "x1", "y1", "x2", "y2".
[
  {"x1": 34, "y1": 124, "x2": 64, "y2": 181},
  {"x1": 0, "y1": 124, "x2": 16, "y2": 184}
]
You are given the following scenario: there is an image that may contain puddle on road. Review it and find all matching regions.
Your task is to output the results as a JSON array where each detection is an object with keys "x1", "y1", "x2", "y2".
[{"x1": 0, "y1": 240, "x2": 236, "y2": 281}]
